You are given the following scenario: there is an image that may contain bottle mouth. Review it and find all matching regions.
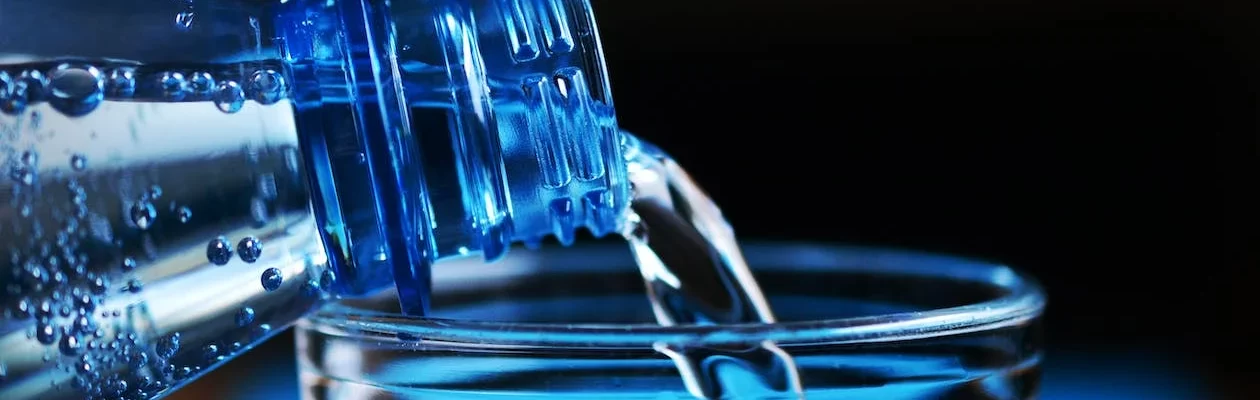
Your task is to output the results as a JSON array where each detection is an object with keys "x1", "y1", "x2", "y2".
[{"x1": 279, "y1": 0, "x2": 629, "y2": 314}]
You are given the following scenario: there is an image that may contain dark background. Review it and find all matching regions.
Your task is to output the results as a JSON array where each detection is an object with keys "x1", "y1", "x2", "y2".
[{"x1": 177, "y1": 0, "x2": 1256, "y2": 398}]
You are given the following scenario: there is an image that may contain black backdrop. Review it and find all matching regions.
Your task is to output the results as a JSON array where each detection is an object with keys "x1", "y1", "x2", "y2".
[
  {"x1": 594, "y1": 0, "x2": 1254, "y2": 395},
  {"x1": 174, "y1": 0, "x2": 1256, "y2": 398}
]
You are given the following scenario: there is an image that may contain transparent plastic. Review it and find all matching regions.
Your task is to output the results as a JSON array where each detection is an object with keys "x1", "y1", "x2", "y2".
[
  {"x1": 0, "y1": 0, "x2": 628, "y2": 398},
  {"x1": 282, "y1": 0, "x2": 628, "y2": 314},
  {"x1": 298, "y1": 242, "x2": 1047, "y2": 399}
]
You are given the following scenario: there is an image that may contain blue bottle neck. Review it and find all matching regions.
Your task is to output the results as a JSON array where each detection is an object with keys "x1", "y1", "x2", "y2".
[{"x1": 279, "y1": 0, "x2": 628, "y2": 314}]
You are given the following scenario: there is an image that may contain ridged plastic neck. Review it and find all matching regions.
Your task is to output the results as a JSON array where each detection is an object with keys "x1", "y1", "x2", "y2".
[{"x1": 280, "y1": 0, "x2": 628, "y2": 315}]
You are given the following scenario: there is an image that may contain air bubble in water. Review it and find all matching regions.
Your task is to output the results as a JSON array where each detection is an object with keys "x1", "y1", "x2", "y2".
[
  {"x1": 206, "y1": 237, "x2": 233, "y2": 265},
  {"x1": 14, "y1": 298, "x2": 31, "y2": 319},
  {"x1": 47, "y1": 64, "x2": 105, "y2": 116},
  {"x1": 147, "y1": 185, "x2": 163, "y2": 200},
  {"x1": 129, "y1": 202, "x2": 157, "y2": 230},
  {"x1": 125, "y1": 278, "x2": 143, "y2": 293},
  {"x1": 105, "y1": 68, "x2": 136, "y2": 97},
  {"x1": 91, "y1": 276, "x2": 107, "y2": 294},
  {"x1": 155, "y1": 332, "x2": 180, "y2": 358},
  {"x1": 248, "y1": 69, "x2": 285, "y2": 105},
  {"x1": 236, "y1": 236, "x2": 262, "y2": 263},
  {"x1": 175, "y1": 11, "x2": 195, "y2": 31},
  {"x1": 159, "y1": 72, "x2": 187, "y2": 100},
  {"x1": 70, "y1": 154, "x2": 87, "y2": 171},
  {"x1": 10, "y1": 167, "x2": 34, "y2": 186},
  {"x1": 121, "y1": 257, "x2": 136, "y2": 271},
  {"x1": 188, "y1": 72, "x2": 214, "y2": 96},
  {"x1": 260, "y1": 268, "x2": 282, "y2": 292},
  {"x1": 202, "y1": 344, "x2": 219, "y2": 361},
  {"x1": 59, "y1": 333, "x2": 82, "y2": 356},
  {"x1": 177, "y1": 206, "x2": 192, "y2": 223},
  {"x1": 213, "y1": 81, "x2": 245, "y2": 113},
  {"x1": 36, "y1": 322, "x2": 57, "y2": 345},
  {"x1": 0, "y1": 70, "x2": 46, "y2": 114},
  {"x1": 0, "y1": 72, "x2": 15, "y2": 114},
  {"x1": 235, "y1": 307, "x2": 254, "y2": 327}
]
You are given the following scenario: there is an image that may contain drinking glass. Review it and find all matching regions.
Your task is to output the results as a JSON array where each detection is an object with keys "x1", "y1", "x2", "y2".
[{"x1": 296, "y1": 242, "x2": 1045, "y2": 399}]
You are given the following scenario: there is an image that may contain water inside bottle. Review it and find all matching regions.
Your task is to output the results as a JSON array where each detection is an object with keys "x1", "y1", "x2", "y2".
[{"x1": 0, "y1": 60, "x2": 330, "y2": 400}]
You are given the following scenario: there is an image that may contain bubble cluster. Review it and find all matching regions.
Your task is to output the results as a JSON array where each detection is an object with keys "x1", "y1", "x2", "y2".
[
  {"x1": 0, "y1": 58, "x2": 307, "y2": 399},
  {"x1": 0, "y1": 70, "x2": 46, "y2": 114},
  {"x1": 1, "y1": 61, "x2": 290, "y2": 117}
]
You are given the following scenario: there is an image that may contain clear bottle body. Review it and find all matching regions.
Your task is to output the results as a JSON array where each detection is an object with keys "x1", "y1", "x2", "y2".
[
  {"x1": 0, "y1": 1, "x2": 331, "y2": 398},
  {"x1": 0, "y1": 0, "x2": 627, "y2": 398}
]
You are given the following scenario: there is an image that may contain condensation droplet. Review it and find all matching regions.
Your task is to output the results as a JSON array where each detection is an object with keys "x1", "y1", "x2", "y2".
[
  {"x1": 159, "y1": 72, "x2": 187, "y2": 100},
  {"x1": 106, "y1": 67, "x2": 137, "y2": 97},
  {"x1": 248, "y1": 69, "x2": 286, "y2": 105},
  {"x1": 213, "y1": 81, "x2": 245, "y2": 113},
  {"x1": 47, "y1": 63, "x2": 105, "y2": 116},
  {"x1": 206, "y1": 236, "x2": 233, "y2": 265},
  {"x1": 236, "y1": 236, "x2": 263, "y2": 263},
  {"x1": 260, "y1": 268, "x2": 283, "y2": 292},
  {"x1": 188, "y1": 71, "x2": 214, "y2": 96}
]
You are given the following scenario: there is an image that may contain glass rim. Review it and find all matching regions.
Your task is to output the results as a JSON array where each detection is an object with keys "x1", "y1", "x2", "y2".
[{"x1": 303, "y1": 241, "x2": 1046, "y2": 348}]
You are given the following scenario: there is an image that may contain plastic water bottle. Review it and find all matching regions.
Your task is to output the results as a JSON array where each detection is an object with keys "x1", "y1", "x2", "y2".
[{"x1": 0, "y1": 0, "x2": 629, "y2": 398}]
